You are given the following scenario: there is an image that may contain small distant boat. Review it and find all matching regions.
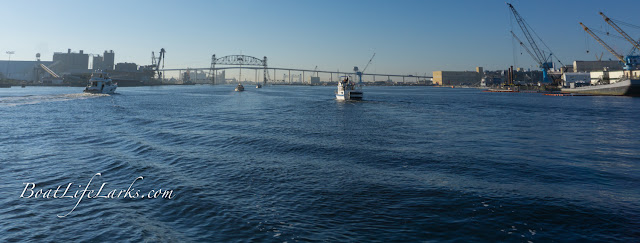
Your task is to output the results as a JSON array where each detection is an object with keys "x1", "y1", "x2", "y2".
[
  {"x1": 335, "y1": 77, "x2": 363, "y2": 100},
  {"x1": 84, "y1": 71, "x2": 117, "y2": 94},
  {"x1": 235, "y1": 84, "x2": 245, "y2": 92},
  {"x1": 256, "y1": 84, "x2": 262, "y2": 88}
]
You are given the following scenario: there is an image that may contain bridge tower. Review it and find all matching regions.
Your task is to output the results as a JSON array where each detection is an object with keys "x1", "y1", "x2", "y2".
[
  {"x1": 263, "y1": 56, "x2": 268, "y2": 84},
  {"x1": 209, "y1": 54, "x2": 216, "y2": 84}
]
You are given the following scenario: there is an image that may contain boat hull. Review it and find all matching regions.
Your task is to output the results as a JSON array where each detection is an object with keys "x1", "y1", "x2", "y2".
[
  {"x1": 84, "y1": 86, "x2": 117, "y2": 94},
  {"x1": 335, "y1": 90, "x2": 363, "y2": 100},
  {"x1": 561, "y1": 79, "x2": 640, "y2": 96}
]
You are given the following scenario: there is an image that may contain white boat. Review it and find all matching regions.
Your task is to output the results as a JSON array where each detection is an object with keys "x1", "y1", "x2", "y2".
[
  {"x1": 235, "y1": 84, "x2": 245, "y2": 91},
  {"x1": 84, "y1": 71, "x2": 117, "y2": 94},
  {"x1": 335, "y1": 74, "x2": 364, "y2": 101},
  {"x1": 335, "y1": 64, "x2": 369, "y2": 100},
  {"x1": 256, "y1": 84, "x2": 262, "y2": 88}
]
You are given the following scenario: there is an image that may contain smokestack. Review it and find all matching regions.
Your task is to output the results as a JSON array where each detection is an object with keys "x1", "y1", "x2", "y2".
[{"x1": 508, "y1": 66, "x2": 513, "y2": 85}]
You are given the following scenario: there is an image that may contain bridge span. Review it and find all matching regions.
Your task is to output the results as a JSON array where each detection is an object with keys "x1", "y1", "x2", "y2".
[{"x1": 160, "y1": 54, "x2": 431, "y2": 84}]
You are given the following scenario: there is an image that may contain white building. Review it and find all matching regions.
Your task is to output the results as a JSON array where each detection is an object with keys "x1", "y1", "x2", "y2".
[
  {"x1": 561, "y1": 73, "x2": 590, "y2": 87},
  {"x1": 590, "y1": 70, "x2": 625, "y2": 84}
]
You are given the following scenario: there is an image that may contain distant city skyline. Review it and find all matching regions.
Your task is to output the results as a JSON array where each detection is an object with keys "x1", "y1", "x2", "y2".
[{"x1": 2, "y1": 0, "x2": 640, "y2": 78}]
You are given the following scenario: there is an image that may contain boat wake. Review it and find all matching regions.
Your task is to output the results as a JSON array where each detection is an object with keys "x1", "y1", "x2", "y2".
[{"x1": 0, "y1": 93, "x2": 110, "y2": 107}]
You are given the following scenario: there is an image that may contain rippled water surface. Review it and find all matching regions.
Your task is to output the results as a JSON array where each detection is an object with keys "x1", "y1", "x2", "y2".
[{"x1": 1, "y1": 85, "x2": 639, "y2": 242}]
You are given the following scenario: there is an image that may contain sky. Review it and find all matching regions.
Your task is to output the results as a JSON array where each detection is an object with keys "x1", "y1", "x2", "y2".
[{"x1": 2, "y1": 0, "x2": 640, "y2": 79}]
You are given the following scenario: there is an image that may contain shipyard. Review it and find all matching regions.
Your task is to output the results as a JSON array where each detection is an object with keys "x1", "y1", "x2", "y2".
[{"x1": 1, "y1": 3, "x2": 640, "y2": 96}]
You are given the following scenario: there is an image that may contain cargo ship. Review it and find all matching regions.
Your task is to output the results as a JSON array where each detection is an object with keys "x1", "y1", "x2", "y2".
[{"x1": 561, "y1": 78, "x2": 640, "y2": 96}]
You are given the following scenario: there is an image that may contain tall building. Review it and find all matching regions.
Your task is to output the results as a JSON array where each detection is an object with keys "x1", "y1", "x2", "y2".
[
  {"x1": 92, "y1": 55, "x2": 104, "y2": 70},
  {"x1": 91, "y1": 50, "x2": 115, "y2": 71},
  {"x1": 103, "y1": 50, "x2": 115, "y2": 70}
]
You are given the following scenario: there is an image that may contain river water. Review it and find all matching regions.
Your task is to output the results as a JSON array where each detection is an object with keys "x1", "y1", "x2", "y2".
[{"x1": 1, "y1": 85, "x2": 639, "y2": 242}]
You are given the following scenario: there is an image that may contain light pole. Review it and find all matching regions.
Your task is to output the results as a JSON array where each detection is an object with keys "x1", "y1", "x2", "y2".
[{"x1": 5, "y1": 51, "x2": 15, "y2": 80}]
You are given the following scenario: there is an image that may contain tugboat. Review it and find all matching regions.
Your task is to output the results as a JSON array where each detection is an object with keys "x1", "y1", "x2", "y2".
[
  {"x1": 84, "y1": 71, "x2": 117, "y2": 94},
  {"x1": 235, "y1": 83, "x2": 245, "y2": 92}
]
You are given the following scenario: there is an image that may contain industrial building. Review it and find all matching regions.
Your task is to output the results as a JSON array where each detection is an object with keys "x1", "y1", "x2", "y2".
[
  {"x1": 573, "y1": 60, "x2": 622, "y2": 72},
  {"x1": 115, "y1": 62, "x2": 139, "y2": 72},
  {"x1": 92, "y1": 56, "x2": 103, "y2": 71},
  {"x1": 52, "y1": 49, "x2": 89, "y2": 74},
  {"x1": 103, "y1": 50, "x2": 115, "y2": 70},
  {"x1": 0, "y1": 49, "x2": 124, "y2": 83},
  {"x1": 183, "y1": 70, "x2": 209, "y2": 84},
  {"x1": 432, "y1": 67, "x2": 483, "y2": 85},
  {"x1": 92, "y1": 51, "x2": 115, "y2": 71},
  {"x1": 590, "y1": 70, "x2": 625, "y2": 84},
  {"x1": 309, "y1": 76, "x2": 320, "y2": 84},
  {"x1": 562, "y1": 72, "x2": 590, "y2": 87},
  {"x1": 0, "y1": 60, "x2": 53, "y2": 80}
]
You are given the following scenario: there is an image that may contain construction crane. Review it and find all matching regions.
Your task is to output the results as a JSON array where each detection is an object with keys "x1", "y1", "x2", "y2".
[
  {"x1": 598, "y1": 12, "x2": 640, "y2": 70},
  {"x1": 151, "y1": 48, "x2": 166, "y2": 78},
  {"x1": 353, "y1": 53, "x2": 376, "y2": 83},
  {"x1": 580, "y1": 22, "x2": 640, "y2": 70},
  {"x1": 507, "y1": 3, "x2": 557, "y2": 84},
  {"x1": 600, "y1": 12, "x2": 640, "y2": 51},
  {"x1": 362, "y1": 53, "x2": 376, "y2": 73},
  {"x1": 510, "y1": 31, "x2": 538, "y2": 65}
]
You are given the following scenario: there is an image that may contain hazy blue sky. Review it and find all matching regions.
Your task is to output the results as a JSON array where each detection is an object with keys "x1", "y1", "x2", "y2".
[{"x1": 2, "y1": 0, "x2": 640, "y2": 77}]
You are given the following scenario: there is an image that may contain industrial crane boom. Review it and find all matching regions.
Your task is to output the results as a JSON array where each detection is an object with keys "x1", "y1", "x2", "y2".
[
  {"x1": 507, "y1": 3, "x2": 559, "y2": 84},
  {"x1": 599, "y1": 12, "x2": 640, "y2": 52},
  {"x1": 151, "y1": 48, "x2": 166, "y2": 78},
  {"x1": 507, "y1": 3, "x2": 550, "y2": 66},
  {"x1": 158, "y1": 48, "x2": 165, "y2": 78},
  {"x1": 580, "y1": 22, "x2": 625, "y2": 63},
  {"x1": 362, "y1": 53, "x2": 376, "y2": 73},
  {"x1": 510, "y1": 31, "x2": 540, "y2": 65}
]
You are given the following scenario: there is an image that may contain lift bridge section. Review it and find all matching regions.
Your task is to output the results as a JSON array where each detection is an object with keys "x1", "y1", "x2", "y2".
[
  {"x1": 209, "y1": 55, "x2": 267, "y2": 85},
  {"x1": 162, "y1": 54, "x2": 431, "y2": 84}
]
